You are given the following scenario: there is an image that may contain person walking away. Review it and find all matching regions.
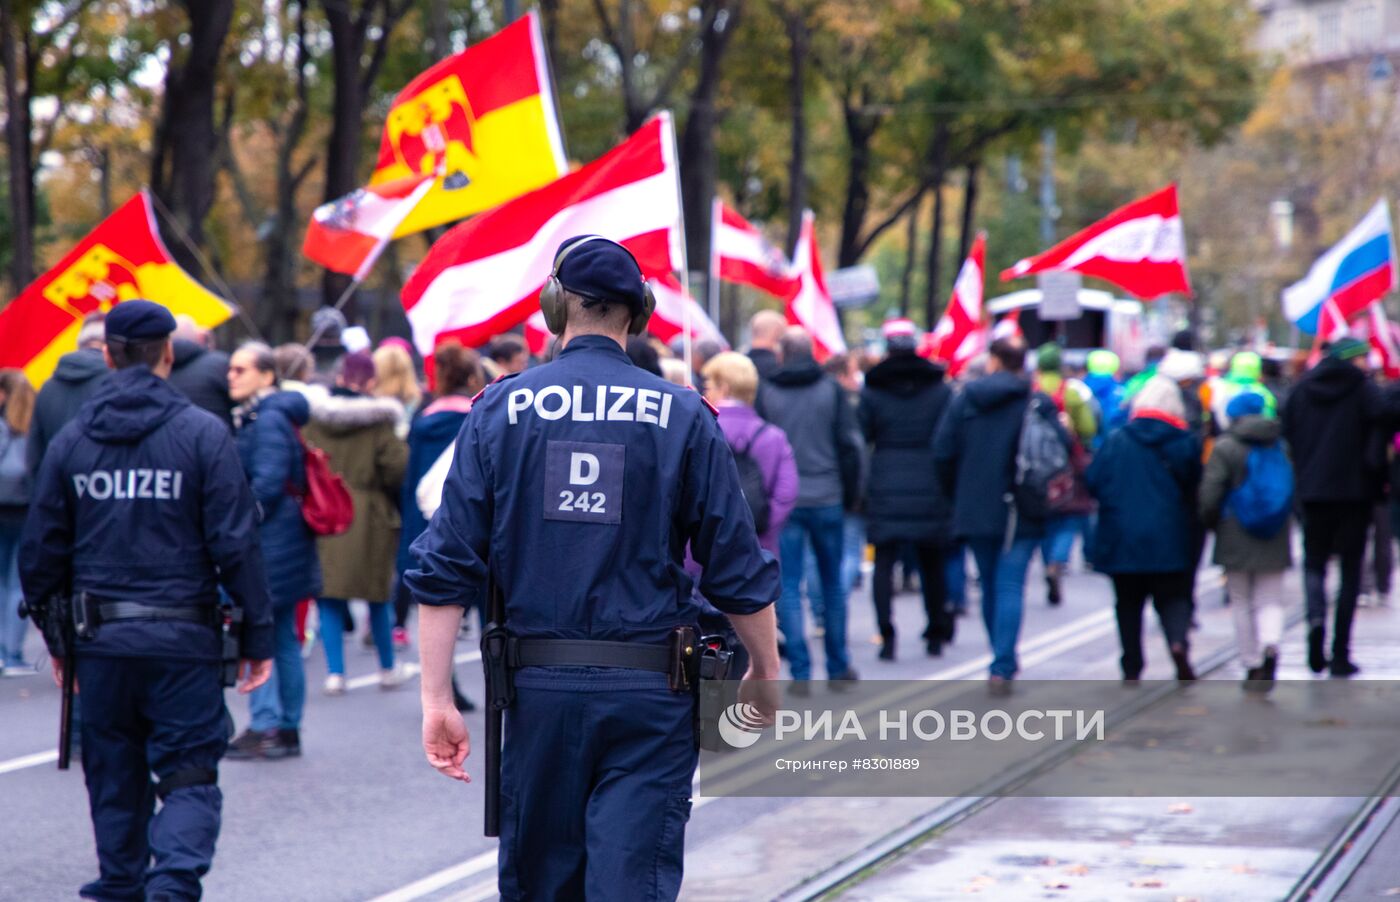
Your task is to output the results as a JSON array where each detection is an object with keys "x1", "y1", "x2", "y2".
[
  {"x1": 0, "y1": 371, "x2": 34, "y2": 674},
  {"x1": 168, "y1": 315, "x2": 234, "y2": 428},
  {"x1": 1282, "y1": 337, "x2": 1395, "y2": 676},
  {"x1": 304, "y1": 351, "x2": 408, "y2": 693},
  {"x1": 27, "y1": 311, "x2": 110, "y2": 477},
  {"x1": 756, "y1": 328, "x2": 863, "y2": 683},
  {"x1": 373, "y1": 341, "x2": 424, "y2": 439},
  {"x1": 1213, "y1": 351, "x2": 1278, "y2": 428},
  {"x1": 746, "y1": 309, "x2": 787, "y2": 381},
  {"x1": 406, "y1": 237, "x2": 780, "y2": 900},
  {"x1": 224, "y1": 342, "x2": 324, "y2": 759},
  {"x1": 1087, "y1": 376, "x2": 1203, "y2": 681},
  {"x1": 934, "y1": 338, "x2": 1066, "y2": 694},
  {"x1": 1198, "y1": 391, "x2": 1292, "y2": 691},
  {"x1": 1033, "y1": 343, "x2": 1097, "y2": 605},
  {"x1": 20, "y1": 300, "x2": 272, "y2": 901},
  {"x1": 1083, "y1": 349, "x2": 1126, "y2": 444},
  {"x1": 860, "y1": 322, "x2": 954, "y2": 659}
]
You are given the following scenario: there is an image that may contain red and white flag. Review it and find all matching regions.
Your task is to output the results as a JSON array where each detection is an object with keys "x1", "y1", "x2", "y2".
[
  {"x1": 1001, "y1": 184, "x2": 1192, "y2": 300},
  {"x1": 524, "y1": 310, "x2": 551, "y2": 356},
  {"x1": 401, "y1": 114, "x2": 682, "y2": 352},
  {"x1": 712, "y1": 199, "x2": 799, "y2": 299},
  {"x1": 1350, "y1": 302, "x2": 1400, "y2": 377},
  {"x1": 926, "y1": 233, "x2": 986, "y2": 376},
  {"x1": 304, "y1": 174, "x2": 436, "y2": 281},
  {"x1": 786, "y1": 210, "x2": 845, "y2": 360},
  {"x1": 649, "y1": 274, "x2": 726, "y2": 347}
]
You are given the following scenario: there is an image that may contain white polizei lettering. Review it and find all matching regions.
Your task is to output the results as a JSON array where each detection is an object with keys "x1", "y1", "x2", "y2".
[
  {"x1": 73, "y1": 474, "x2": 89, "y2": 498},
  {"x1": 597, "y1": 385, "x2": 607, "y2": 420},
  {"x1": 659, "y1": 393, "x2": 673, "y2": 429},
  {"x1": 570, "y1": 385, "x2": 594, "y2": 422},
  {"x1": 87, "y1": 471, "x2": 112, "y2": 500},
  {"x1": 113, "y1": 471, "x2": 127, "y2": 499},
  {"x1": 507, "y1": 388, "x2": 535, "y2": 425},
  {"x1": 155, "y1": 470, "x2": 172, "y2": 500},
  {"x1": 608, "y1": 386, "x2": 635, "y2": 422},
  {"x1": 569, "y1": 453, "x2": 600, "y2": 486},
  {"x1": 172, "y1": 471, "x2": 182, "y2": 500},
  {"x1": 136, "y1": 469, "x2": 154, "y2": 499},
  {"x1": 534, "y1": 386, "x2": 570, "y2": 420},
  {"x1": 635, "y1": 389, "x2": 660, "y2": 425}
]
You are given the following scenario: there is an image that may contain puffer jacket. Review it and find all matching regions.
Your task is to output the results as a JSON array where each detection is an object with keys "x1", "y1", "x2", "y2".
[
  {"x1": 1199, "y1": 414, "x2": 1292, "y2": 572},
  {"x1": 859, "y1": 352, "x2": 952, "y2": 545}
]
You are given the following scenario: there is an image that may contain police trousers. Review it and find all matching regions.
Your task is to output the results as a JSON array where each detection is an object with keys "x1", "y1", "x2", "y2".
[
  {"x1": 498, "y1": 669, "x2": 697, "y2": 902},
  {"x1": 76, "y1": 656, "x2": 225, "y2": 902}
]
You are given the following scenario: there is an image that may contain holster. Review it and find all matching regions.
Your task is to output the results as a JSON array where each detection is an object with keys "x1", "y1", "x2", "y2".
[
  {"x1": 695, "y1": 634, "x2": 734, "y2": 751},
  {"x1": 481, "y1": 621, "x2": 516, "y2": 712},
  {"x1": 220, "y1": 606, "x2": 243, "y2": 689},
  {"x1": 19, "y1": 594, "x2": 72, "y2": 660},
  {"x1": 668, "y1": 625, "x2": 699, "y2": 693}
]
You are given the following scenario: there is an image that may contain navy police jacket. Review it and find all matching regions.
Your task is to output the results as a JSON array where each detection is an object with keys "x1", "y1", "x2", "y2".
[
  {"x1": 20, "y1": 367, "x2": 273, "y2": 661},
  {"x1": 406, "y1": 335, "x2": 779, "y2": 648}
]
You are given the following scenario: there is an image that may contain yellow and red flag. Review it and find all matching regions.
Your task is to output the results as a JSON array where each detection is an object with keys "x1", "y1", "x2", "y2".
[
  {"x1": 0, "y1": 191, "x2": 233, "y2": 386},
  {"x1": 369, "y1": 11, "x2": 567, "y2": 237}
]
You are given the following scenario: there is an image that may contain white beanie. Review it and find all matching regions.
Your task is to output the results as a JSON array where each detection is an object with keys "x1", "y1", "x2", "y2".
[
  {"x1": 1157, "y1": 348, "x2": 1205, "y2": 382},
  {"x1": 1130, "y1": 375, "x2": 1186, "y2": 421}
]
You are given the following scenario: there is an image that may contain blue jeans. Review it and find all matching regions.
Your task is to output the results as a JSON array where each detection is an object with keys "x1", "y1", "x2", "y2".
[
  {"x1": 249, "y1": 603, "x2": 306, "y2": 731},
  {"x1": 1041, "y1": 515, "x2": 1086, "y2": 567},
  {"x1": 967, "y1": 537, "x2": 1037, "y2": 679},
  {"x1": 0, "y1": 522, "x2": 25, "y2": 666},
  {"x1": 945, "y1": 543, "x2": 968, "y2": 612},
  {"x1": 779, "y1": 505, "x2": 850, "y2": 680},
  {"x1": 803, "y1": 514, "x2": 864, "y2": 619},
  {"x1": 318, "y1": 598, "x2": 394, "y2": 675}
]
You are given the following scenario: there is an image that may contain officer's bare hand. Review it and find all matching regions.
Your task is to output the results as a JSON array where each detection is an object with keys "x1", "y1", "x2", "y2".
[
  {"x1": 738, "y1": 670, "x2": 782, "y2": 724},
  {"x1": 236, "y1": 659, "x2": 272, "y2": 695},
  {"x1": 423, "y1": 705, "x2": 471, "y2": 782}
]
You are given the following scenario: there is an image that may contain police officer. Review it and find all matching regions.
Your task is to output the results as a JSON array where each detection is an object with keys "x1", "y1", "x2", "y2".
[
  {"x1": 408, "y1": 236, "x2": 781, "y2": 901},
  {"x1": 20, "y1": 300, "x2": 273, "y2": 902}
]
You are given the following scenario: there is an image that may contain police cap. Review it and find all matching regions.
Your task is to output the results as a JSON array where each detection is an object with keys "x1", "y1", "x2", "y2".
[
  {"x1": 105, "y1": 300, "x2": 177, "y2": 343},
  {"x1": 554, "y1": 236, "x2": 647, "y2": 313}
]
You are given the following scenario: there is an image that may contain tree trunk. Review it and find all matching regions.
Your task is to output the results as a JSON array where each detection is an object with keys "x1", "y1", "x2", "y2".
[
  {"x1": 150, "y1": 0, "x2": 234, "y2": 271},
  {"x1": 319, "y1": 3, "x2": 368, "y2": 312},
  {"x1": 428, "y1": 0, "x2": 450, "y2": 60},
  {"x1": 899, "y1": 191, "x2": 922, "y2": 318},
  {"x1": 783, "y1": 7, "x2": 808, "y2": 252},
  {"x1": 0, "y1": 9, "x2": 35, "y2": 293},
  {"x1": 680, "y1": 1, "x2": 740, "y2": 292},
  {"x1": 539, "y1": 0, "x2": 561, "y2": 68},
  {"x1": 957, "y1": 160, "x2": 980, "y2": 265},
  {"x1": 923, "y1": 175, "x2": 946, "y2": 329},
  {"x1": 837, "y1": 101, "x2": 878, "y2": 268}
]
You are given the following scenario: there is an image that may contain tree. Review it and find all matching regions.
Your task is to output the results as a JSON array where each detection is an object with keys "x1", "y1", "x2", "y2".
[{"x1": 678, "y1": 0, "x2": 741, "y2": 279}]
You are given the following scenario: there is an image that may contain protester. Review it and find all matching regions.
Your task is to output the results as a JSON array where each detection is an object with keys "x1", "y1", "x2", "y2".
[
  {"x1": 934, "y1": 338, "x2": 1065, "y2": 693},
  {"x1": 1087, "y1": 376, "x2": 1202, "y2": 682},
  {"x1": 1033, "y1": 343, "x2": 1097, "y2": 605},
  {"x1": 1282, "y1": 337, "x2": 1392, "y2": 676},
  {"x1": 626, "y1": 335, "x2": 663, "y2": 377},
  {"x1": 304, "y1": 351, "x2": 408, "y2": 693},
  {"x1": 746, "y1": 309, "x2": 787, "y2": 381},
  {"x1": 225, "y1": 342, "x2": 322, "y2": 758},
  {"x1": 1213, "y1": 351, "x2": 1277, "y2": 427},
  {"x1": 1199, "y1": 391, "x2": 1292, "y2": 690},
  {"x1": 1121, "y1": 344, "x2": 1166, "y2": 403},
  {"x1": 308, "y1": 306, "x2": 348, "y2": 385},
  {"x1": 27, "y1": 311, "x2": 109, "y2": 476},
  {"x1": 756, "y1": 328, "x2": 862, "y2": 682},
  {"x1": 373, "y1": 342, "x2": 424, "y2": 438},
  {"x1": 168, "y1": 315, "x2": 234, "y2": 427},
  {"x1": 820, "y1": 352, "x2": 867, "y2": 601},
  {"x1": 691, "y1": 337, "x2": 724, "y2": 388},
  {"x1": 660, "y1": 357, "x2": 690, "y2": 386},
  {"x1": 0, "y1": 370, "x2": 34, "y2": 674},
  {"x1": 487, "y1": 334, "x2": 530, "y2": 375},
  {"x1": 1083, "y1": 349, "x2": 1125, "y2": 442},
  {"x1": 274, "y1": 342, "x2": 315, "y2": 386},
  {"x1": 859, "y1": 323, "x2": 954, "y2": 659}
]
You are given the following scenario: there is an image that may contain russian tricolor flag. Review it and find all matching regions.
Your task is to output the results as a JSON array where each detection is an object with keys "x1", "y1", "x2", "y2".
[{"x1": 1283, "y1": 199, "x2": 1397, "y2": 335}]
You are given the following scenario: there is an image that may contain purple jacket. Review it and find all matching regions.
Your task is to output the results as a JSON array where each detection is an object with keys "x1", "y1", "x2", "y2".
[{"x1": 716, "y1": 402, "x2": 799, "y2": 552}]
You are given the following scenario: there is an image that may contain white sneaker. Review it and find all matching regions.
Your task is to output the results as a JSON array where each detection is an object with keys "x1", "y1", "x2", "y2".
[
  {"x1": 324, "y1": 674, "x2": 347, "y2": 696},
  {"x1": 379, "y1": 663, "x2": 411, "y2": 690}
]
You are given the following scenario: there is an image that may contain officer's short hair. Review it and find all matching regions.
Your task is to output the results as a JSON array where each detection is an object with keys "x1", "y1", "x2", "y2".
[
  {"x1": 702, "y1": 352, "x2": 759, "y2": 405},
  {"x1": 565, "y1": 289, "x2": 631, "y2": 332},
  {"x1": 237, "y1": 341, "x2": 279, "y2": 383},
  {"x1": 77, "y1": 312, "x2": 106, "y2": 350},
  {"x1": 107, "y1": 338, "x2": 169, "y2": 370}
]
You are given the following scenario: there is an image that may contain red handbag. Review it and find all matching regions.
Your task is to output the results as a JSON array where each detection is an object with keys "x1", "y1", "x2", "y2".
[{"x1": 292, "y1": 429, "x2": 354, "y2": 537}]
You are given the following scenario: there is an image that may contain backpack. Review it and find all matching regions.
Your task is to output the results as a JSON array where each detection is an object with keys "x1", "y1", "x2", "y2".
[
  {"x1": 292, "y1": 428, "x2": 354, "y2": 537},
  {"x1": 0, "y1": 424, "x2": 29, "y2": 506},
  {"x1": 1228, "y1": 441, "x2": 1293, "y2": 539},
  {"x1": 1010, "y1": 396, "x2": 1074, "y2": 523},
  {"x1": 732, "y1": 425, "x2": 772, "y2": 534}
]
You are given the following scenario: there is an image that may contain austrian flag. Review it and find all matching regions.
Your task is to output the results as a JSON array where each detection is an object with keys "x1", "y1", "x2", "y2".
[
  {"x1": 303, "y1": 174, "x2": 435, "y2": 280},
  {"x1": 712, "y1": 199, "x2": 798, "y2": 300}
]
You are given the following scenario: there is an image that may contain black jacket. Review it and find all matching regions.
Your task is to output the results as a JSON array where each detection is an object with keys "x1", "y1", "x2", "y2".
[
  {"x1": 20, "y1": 367, "x2": 273, "y2": 661},
  {"x1": 1282, "y1": 358, "x2": 1394, "y2": 503},
  {"x1": 858, "y1": 353, "x2": 952, "y2": 544},
  {"x1": 756, "y1": 358, "x2": 863, "y2": 510},
  {"x1": 169, "y1": 339, "x2": 234, "y2": 429},
  {"x1": 748, "y1": 347, "x2": 781, "y2": 381},
  {"x1": 27, "y1": 348, "x2": 110, "y2": 476}
]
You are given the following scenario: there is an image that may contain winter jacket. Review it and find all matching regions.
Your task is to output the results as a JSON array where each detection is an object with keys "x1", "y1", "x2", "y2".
[
  {"x1": 1198, "y1": 414, "x2": 1292, "y2": 572},
  {"x1": 235, "y1": 390, "x2": 323, "y2": 607},
  {"x1": 304, "y1": 389, "x2": 407, "y2": 601},
  {"x1": 755, "y1": 358, "x2": 862, "y2": 509},
  {"x1": 1035, "y1": 371, "x2": 1097, "y2": 444},
  {"x1": 933, "y1": 371, "x2": 1061, "y2": 541},
  {"x1": 858, "y1": 352, "x2": 952, "y2": 545},
  {"x1": 1086, "y1": 414, "x2": 1202, "y2": 574},
  {"x1": 1281, "y1": 358, "x2": 1393, "y2": 503},
  {"x1": 716, "y1": 402, "x2": 799, "y2": 553},
  {"x1": 27, "y1": 348, "x2": 110, "y2": 476},
  {"x1": 747, "y1": 347, "x2": 781, "y2": 381},
  {"x1": 20, "y1": 367, "x2": 272, "y2": 660},
  {"x1": 1083, "y1": 372, "x2": 1126, "y2": 443},
  {"x1": 396, "y1": 394, "x2": 472, "y2": 578},
  {"x1": 168, "y1": 338, "x2": 234, "y2": 428}
]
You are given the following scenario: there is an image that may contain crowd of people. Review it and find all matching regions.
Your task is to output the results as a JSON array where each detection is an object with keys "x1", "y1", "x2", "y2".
[{"x1": 5, "y1": 303, "x2": 1400, "y2": 721}]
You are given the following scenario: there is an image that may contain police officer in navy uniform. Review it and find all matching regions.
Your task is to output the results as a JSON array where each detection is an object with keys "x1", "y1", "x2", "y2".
[
  {"x1": 21, "y1": 300, "x2": 273, "y2": 902},
  {"x1": 408, "y1": 237, "x2": 782, "y2": 901}
]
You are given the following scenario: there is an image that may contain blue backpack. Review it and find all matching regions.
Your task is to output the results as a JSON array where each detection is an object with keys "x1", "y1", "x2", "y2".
[{"x1": 1228, "y1": 442, "x2": 1293, "y2": 539}]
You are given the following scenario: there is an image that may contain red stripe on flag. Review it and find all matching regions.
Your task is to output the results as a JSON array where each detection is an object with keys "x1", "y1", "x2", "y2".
[{"x1": 1331, "y1": 267, "x2": 1396, "y2": 321}]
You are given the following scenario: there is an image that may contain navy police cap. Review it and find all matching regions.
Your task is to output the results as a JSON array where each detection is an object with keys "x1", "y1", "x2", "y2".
[
  {"x1": 554, "y1": 236, "x2": 647, "y2": 312},
  {"x1": 105, "y1": 299, "x2": 177, "y2": 343}
]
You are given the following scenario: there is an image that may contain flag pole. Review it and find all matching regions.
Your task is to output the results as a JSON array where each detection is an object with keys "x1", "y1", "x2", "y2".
[
  {"x1": 709, "y1": 196, "x2": 722, "y2": 328},
  {"x1": 147, "y1": 190, "x2": 265, "y2": 341},
  {"x1": 661, "y1": 111, "x2": 693, "y2": 385}
]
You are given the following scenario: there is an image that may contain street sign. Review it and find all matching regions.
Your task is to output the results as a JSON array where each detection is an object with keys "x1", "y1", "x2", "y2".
[
  {"x1": 1038, "y1": 272, "x2": 1083, "y2": 320},
  {"x1": 828, "y1": 264, "x2": 881, "y2": 309}
]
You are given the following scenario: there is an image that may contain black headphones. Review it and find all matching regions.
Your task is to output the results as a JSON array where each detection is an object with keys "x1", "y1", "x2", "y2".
[{"x1": 538, "y1": 235, "x2": 655, "y2": 337}]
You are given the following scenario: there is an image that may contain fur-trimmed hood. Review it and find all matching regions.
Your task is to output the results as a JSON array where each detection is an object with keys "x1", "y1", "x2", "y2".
[{"x1": 304, "y1": 385, "x2": 403, "y2": 435}]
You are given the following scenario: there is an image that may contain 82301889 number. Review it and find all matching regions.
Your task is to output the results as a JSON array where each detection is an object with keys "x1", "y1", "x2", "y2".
[{"x1": 559, "y1": 490, "x2": 607, "y2": 514}]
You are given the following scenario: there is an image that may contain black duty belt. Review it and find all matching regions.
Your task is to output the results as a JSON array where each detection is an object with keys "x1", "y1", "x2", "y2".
[
  {"x1": 96, "y1": 602, "x2": 219, "y2": 627},
  {"x1": 512, "y1": 638, "x2": 671, "y2": 674}
]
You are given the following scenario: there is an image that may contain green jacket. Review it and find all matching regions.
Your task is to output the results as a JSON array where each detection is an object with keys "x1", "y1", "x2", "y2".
[
  {"x1": 1036, "y1": 372, "x2": 1097, "y2": 445},
  {"x1": 1198, "y1": 414, "x2": 1292, "y2": 572}
]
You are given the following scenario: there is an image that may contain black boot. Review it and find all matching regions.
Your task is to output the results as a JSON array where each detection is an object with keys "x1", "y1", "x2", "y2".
[
  {"x1": 1308, "y1": 627, "x2": 1328, "y2": 674},
  {"x1": 878, "y1": 633, "x2": 896, "y2": 661},
  {"x1": 1261, "y1": 646, "x2": 1278, "y2": 684},
  {"x1": 926, "y1": 637, "x2": 942, "y2": 657},
  {"x1": 1242, "y1": 665, "x2": 1265, "y2": 693},
  {"x1": 1330, "y1": 658, "x2": 1360, "y2": 678},
  {"x1": 1170, "y1": 644, "x2": 1195, "y2": 681},
  {"x1": 1046, "y1": 570, "x2": 1062, "y2": 606}
]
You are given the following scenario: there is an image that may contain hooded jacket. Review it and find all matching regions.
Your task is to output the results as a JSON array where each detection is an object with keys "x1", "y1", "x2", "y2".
[
  {"x1": 20, "y1": 367, "x2": 272, "y2": 660},
  {"x1": 756, "y1": 357, "x2": 862, "y2": 509},
  {"x1": 235, "y1": 389, "x2": 323, "y2": 606},
  {"x1": 304, "y1": 390, "x2": 407, "y2": 601},
  {"x1": 1086, "y1": 414, "x2": 1202, "y2": 574},
  {"x1": 168, "y1": 338, "x2": 234, "y2": 429},
  {"x1": 1282, "y1": 358, "x2": 1389, "y2": 503},
  {"x1": 26, "y1": 348, "x2": 110, "y2": 476},
  {"x1": 859, "y1": 352, "x2": 952, "y2": 544},
  {"x1": 1199, "y1": 414, "x2": 1292, "y2": 572}
]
